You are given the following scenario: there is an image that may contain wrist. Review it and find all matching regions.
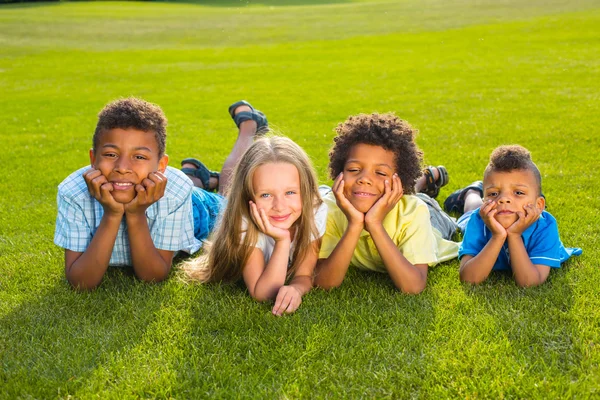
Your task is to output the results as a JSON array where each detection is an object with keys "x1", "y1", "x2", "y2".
[
  {"x1": 103, "y1": 210, "x2": 124, "y2": 221},
  {"x1": 124, "y1": 210, "x2": 147, "y2": 222}
]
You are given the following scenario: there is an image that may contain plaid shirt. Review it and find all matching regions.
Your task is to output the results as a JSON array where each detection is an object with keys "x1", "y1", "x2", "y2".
[{"x1": 54, "y1": 166, "x2": 202, "y2": 266}]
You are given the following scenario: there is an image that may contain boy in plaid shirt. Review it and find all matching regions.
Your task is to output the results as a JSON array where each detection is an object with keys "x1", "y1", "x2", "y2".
[{"x1": 54, "y1": 98, "x2": 265, "y2": 289}]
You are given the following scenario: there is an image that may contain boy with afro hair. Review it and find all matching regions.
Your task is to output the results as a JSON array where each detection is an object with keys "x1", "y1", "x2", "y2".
[
  {"x1": 315, "y1": 113, "x2": 459, "y2": 294},
  {"x1": 444, "y1": 144, "x2": 581, "y2": 287}
]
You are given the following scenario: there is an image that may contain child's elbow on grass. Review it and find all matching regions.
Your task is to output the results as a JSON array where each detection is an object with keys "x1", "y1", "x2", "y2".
[{"x1": 67, "y1": 277, "x2": 101, "y2": 291}]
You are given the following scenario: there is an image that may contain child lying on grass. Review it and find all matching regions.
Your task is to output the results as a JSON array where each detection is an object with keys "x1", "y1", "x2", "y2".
[
  {"x1": 314, "y1": 113, "x2": 459, "y2": 294},
  {"x1": 443, "y1": 144, "x2": 582, "y2": 287},
  {"x1": 54, "y1": 98, "x2": 266, "y2": 290}
]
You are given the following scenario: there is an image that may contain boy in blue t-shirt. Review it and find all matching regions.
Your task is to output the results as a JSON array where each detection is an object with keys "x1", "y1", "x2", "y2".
[{"x1": 443, "y1": 145, "x2": 581, "y2": 287}]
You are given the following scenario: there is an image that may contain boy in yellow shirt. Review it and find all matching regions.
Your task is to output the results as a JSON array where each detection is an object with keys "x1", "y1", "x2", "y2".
[{"x1": 315, "y1": 113, "x2": 459, "y2": 294}]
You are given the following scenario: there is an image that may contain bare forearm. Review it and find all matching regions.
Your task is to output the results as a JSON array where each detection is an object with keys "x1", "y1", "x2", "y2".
[
  {"x1": 126, "y1": 213, "x2": 171, "y2": 282},
  {"x1": 314, "y1": 224, "x2": 362, "y2": 289},
  {"x1": 460, "y1": 235, "x2": 505, "y2": 284},
  {"x1": 369, "y1": 225, "x2": 426, "y2": 294},
  {"x1": 507, "y1": 235, "x2": 545, "y2": 287},
  {"x1": 66, "y1": 214, "x2": 122, "y2": 290},
  {"x1": 252, "y1": 240, "x2": 291, "y2": 301}
]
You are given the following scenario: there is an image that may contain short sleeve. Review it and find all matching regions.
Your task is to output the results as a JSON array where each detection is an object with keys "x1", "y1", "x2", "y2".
[
  {"x1": 314, "y1": 202, "x2": 328, "y2": 239},
  {"x1": 527, "y1": 216, "x2": 564, "y2": 268},
  {"x1": 318, "y1": 210, "x2": 342, "y2": 259},
  {"x1": 150, "y1": 181, "x2": 198, "y2": 253},
  {"x1": 54, "y1": 191, "x2": 92, "y2": 252},
  {"x1": 459, "y1": 211, "x2": 488, "y2": 259}
]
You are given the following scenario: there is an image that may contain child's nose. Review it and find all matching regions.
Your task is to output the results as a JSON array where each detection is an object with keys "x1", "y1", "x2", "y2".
[
  {"x1": 114, "y1": 157, "x2": 132, "y2": 173},
  {"x1": 497, "y1": 194, "x2": 511, "y2": 203},
  {"x1": 357, "y1": 172, "x2": 372, "y2": 185}
]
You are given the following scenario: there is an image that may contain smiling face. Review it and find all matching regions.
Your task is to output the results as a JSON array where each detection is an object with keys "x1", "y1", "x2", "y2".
[
  {"x1": 342, "y1": 143, "x2": 397, "y2": 213},
  {"x1": 252, "y1": 162, "x2": 303, "y2": 231},
  {"x1": 483, "y1": 169, "x2": 545, "y2": 228},
  {"x1": 89, "y1": 128, "x2": 168, "y2": 204}
]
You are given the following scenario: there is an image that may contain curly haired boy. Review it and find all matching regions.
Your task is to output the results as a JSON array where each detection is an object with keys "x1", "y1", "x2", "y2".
[
  {"x1": 444, "y1": 145, "x2": 581, "y2": 286},
  {"x1": 314, "y1": 113, "x2": 459, "y2": 294}
]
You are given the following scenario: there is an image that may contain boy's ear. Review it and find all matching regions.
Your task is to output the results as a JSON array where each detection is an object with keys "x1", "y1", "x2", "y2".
[
  {"x1": 158, "y1": 154, "x2": 169, "y2": 173},
  {"x1": 89, "y1": 148, "x2": 96, "y2": 166},
  {"x1": 536, "y1": 195, "x2": 546, "y2": 211}
]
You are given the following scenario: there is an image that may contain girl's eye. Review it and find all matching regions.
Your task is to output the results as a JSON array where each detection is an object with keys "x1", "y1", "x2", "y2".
[
  {"x1": 104, "y1": 153, "x2": 117, "y2": 158},
  {"x1": 346, "y1": 168, "x2": 359, "y2": 173},
  {"x1": 134, "y1": 155, "x2": 148, "y2": 160},
  {"x1": 515, "y1": 191, "x2": 525, "y2": 195},
  {"x1": 260, "y1": 193, "x2": 271, "y2": 198},
  {"x1": 286, "y1": 191, "x2": 297, "y2": 195},
  {"x1": 487, "y1": 192, "x2": 498, "y2": 197},
  {"x1": 376, "y1": 172, "x2": 388, "y2": 177}
]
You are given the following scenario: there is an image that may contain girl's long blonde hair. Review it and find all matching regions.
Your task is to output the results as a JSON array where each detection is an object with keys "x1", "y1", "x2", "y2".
[{"x1": 183, "y1": 136, "x2": 323, "y2": 283}]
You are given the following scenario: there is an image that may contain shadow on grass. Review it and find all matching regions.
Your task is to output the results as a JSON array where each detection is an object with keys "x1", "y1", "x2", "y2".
[
  {"x1": 174, "y1": 268, "x2": 438, "y2": 397},
  {"x1": 0, "y1": 268, "x2": 174, "y2": 398}
]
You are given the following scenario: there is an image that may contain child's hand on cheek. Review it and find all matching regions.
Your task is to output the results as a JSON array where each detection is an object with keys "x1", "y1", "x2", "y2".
[
  {"x1": 365, "y1": 174, "x2": 403, "y2": 233},
  {"x1": 507, "y1": 203, "x2": 541, "y2": 237},
  {"x1": 479, "y1": 199, "x2": 507, "y2": 238},
  {"x1": 272, "y1": 285, "x2": 302, "y2": 316},
  {"x1": 332, "y1": 173, "x2": 364, "y2": 228},
  {"x1": 83, "y1": 168, "x2": 124, "y2": 217},
  {"x1": 249, "y1": 201, "x2": 291, "y2": 242},
  {"x1": 124, "y1": 171, "x2": 167, "y2": 215}
]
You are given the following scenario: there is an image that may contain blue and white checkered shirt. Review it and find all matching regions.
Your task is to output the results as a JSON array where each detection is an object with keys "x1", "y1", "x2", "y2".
[{"x1": 54, "y1": 165, "x2": 202, "y2": 266}]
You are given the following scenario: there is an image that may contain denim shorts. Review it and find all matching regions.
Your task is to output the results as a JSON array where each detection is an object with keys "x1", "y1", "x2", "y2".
[{"x1": 191, "y1": 188, "x2": 225, "y2": 241}]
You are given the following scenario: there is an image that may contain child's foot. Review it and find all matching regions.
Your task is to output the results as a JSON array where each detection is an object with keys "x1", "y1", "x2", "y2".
[
  {"x1": 181, "y1": 158, "x2": 219, "y2": 191},
  {"x1": 417, "y1": 165, "x2": 449, "y2": 198},
  {"x1": 228, "y1": 100, "x2": 269, "y2": 136},
  {"x1": 443, "y1": 181, "x2": 483, "y2": 214}
]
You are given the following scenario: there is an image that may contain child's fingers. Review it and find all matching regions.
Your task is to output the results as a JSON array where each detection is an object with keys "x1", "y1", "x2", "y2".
[
  {"x1": 148, "y1": 172, "x2": 167, "y2": 198},
  {"x1": 284, "y1": 295, "x2": 301, "y2": 314},
  {"x1": 249, "y1": 202, "x2": 265, "y2": 232},
  {"x1": 99, "y1": 182, "x2": 115, "y2": 203},
  {"x1": 332, "y1": 173, "x2": 344, "y2": 193},
  {"x1": 390, "y1": 174, "x2": 403, "y2": 202},
  {"x1": 87, "y1": 174, "x2": 107, "y2": 197},
  {"x1": 259, "y1": 208, "x2": 272, "y2": 232},
  {"x1": 272, "y1": 290, "x2": 291, "y2": 316}
]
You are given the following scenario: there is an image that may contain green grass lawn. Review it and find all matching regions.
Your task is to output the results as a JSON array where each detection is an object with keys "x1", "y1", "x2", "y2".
[{"x1": 1, "y1": 0, "x2": 599, "y2": 397}]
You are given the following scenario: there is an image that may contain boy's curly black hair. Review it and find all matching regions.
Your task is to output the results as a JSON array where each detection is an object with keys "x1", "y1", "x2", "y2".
[
  {"x1": 328, "y1": 113, "x2": 423, "y2": 194},
  {"x1": 484, "y1": 145, "x2": 542, "y2": 194},
  {"x1": 93, "y1": 97, "x2": 167, "y2": 157}
]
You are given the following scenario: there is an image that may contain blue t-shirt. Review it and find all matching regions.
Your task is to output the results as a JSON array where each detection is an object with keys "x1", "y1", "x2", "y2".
[{"x1": 459, "y1": 209, "x2": 582, "y2": 271}]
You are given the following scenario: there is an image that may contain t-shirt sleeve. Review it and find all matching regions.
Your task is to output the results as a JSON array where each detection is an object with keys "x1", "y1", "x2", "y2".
[
  {"x1": 318, "y1": 210, "x2": 342, "y2": 259},
  {"x1": 397, "y1": 203, "x2": 437, "y2": 265},
  {"x1": 151, "y1": 185, "x2": 198, "y2": 253},
  {"x1": 458, "y1": 211, "x2": 488, "y2": 259},
  {"x1": 54, "y1": 191, "x2": 92, "y2": 253},
  {"x1": 527, "y1": 217, "x2": 563, "y2": 268},
  {"x1": 314, "y1": 202, "x2": 328, "y2": 239}
]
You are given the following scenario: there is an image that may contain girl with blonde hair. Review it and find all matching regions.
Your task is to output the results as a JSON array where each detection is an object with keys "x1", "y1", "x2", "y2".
[{"x1": 184, "y1": 135, "x2": 327, "y2": 316}]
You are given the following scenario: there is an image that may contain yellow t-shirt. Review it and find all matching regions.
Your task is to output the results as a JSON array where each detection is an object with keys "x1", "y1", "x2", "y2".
[{"x1": 319, "y1": 191, "x2": 459, "y2": 272}]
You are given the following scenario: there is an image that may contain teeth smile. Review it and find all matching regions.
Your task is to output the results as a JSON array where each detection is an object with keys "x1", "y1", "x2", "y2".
[{"x1": 113, "y1": 182, "x2": 133, "y2": 187}]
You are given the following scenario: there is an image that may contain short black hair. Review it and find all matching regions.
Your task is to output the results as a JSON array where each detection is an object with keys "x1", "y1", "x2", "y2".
[
  {"x1": 328, "y1": 113, "x2": 423, "y2": 194},
  {"x1": 484, "y1": 145, "x2": 542, "y2": 194},
  {"x1": 93, "y1": 97, "x2": 167, "y2": 157}
]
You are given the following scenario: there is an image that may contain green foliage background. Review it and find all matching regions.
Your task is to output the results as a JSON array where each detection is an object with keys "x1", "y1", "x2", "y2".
[{"x1": 0, "y1": 0, "x2": 599, "y2": 398}]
